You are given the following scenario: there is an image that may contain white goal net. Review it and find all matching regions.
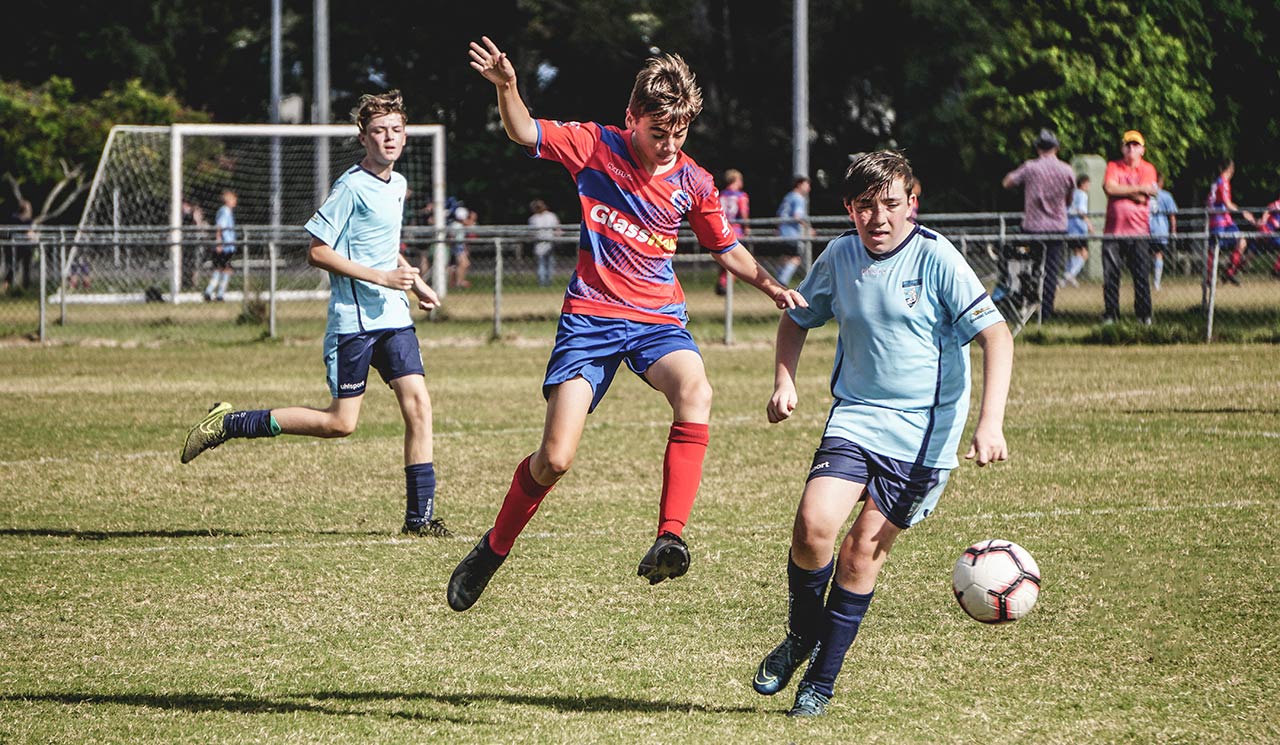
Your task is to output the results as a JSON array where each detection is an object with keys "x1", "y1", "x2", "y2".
[{"x1": 73, "y1": 123, "x2": 446, "y2": 305}]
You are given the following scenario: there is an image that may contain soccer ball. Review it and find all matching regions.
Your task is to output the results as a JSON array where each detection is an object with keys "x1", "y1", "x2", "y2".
[{"x1": 951, "y1": 539, "x2": 1041, "y2": 624}]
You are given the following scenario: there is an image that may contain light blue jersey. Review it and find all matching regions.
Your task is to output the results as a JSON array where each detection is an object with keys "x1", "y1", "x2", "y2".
[
  {"x1": 777, "y1": 190, "x2": 808, "y2": 238},
  {"x1": 305, "y1": 165, "x2": 412, "y2": 335},
  {"x1": 216, "y1": 205, "x2": 237, "y2": 251},
  {"x1": 788, "y1": 225, "x2": 1005, "y2": 469}
]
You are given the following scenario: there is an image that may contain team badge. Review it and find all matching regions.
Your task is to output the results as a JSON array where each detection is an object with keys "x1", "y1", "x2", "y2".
[
  {"x1": 670, "y1": 189, "x2": 692, "y2": 213},
  {"x1": 902, "y1": 278, "x2": 922, "y2": 308}
]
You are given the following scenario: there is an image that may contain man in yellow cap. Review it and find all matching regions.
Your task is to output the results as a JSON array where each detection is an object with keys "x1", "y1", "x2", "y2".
[{"x1": 1101, "y1": 129, "x2": 1158, "y2": 324}]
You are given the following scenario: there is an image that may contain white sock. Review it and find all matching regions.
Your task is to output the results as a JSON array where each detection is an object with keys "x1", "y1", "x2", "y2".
[
  {"x1": 204, "y1": 275, "x2": 219, "y2": 296},
  {"x1": 1153, "y1": 256, "x2": 1164, "y2": 287},
  {"x1": 777, "y1": 263, "x2": 797, "y2": 286},
  {"x1": 1065, "y1": 254, "x2": 1085, "y2": 279},
  {"x1": 216, "y1": 272, "x2": 231, "y2": 297}
]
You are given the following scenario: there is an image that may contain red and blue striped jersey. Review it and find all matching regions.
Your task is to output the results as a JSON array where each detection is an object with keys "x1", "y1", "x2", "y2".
[
  {"x1": 1262, "y1": 200, "x2": 1280, "y2": 234},
  {"x1": 530, "y1": 119, "x2": 740, "y2": 326},
  {"x1": 1207, "y1": 176, "x2": 1236, "y2": 230}
]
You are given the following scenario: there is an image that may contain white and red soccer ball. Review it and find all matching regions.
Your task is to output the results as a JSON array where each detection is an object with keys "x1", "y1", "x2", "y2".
[{"x1": 952, "y1": 539, "x2": 1041, "y2": 624}]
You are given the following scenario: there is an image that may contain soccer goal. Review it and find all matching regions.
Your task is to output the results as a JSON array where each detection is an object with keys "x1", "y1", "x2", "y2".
[{"x1": 74, "y1": 122, "x2": 446, "y2": 310}]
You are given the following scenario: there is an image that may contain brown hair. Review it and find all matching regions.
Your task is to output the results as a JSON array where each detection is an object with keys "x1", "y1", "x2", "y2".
[
  {"x1": 352, "y1": 90, "x2": 407, "y2": 133},
  {"x1": 627, "y1": 53, "x2": 702, "y2": 126},
  {"x1": 843, "y1": 150, "x2": 914, "y2": 204}
]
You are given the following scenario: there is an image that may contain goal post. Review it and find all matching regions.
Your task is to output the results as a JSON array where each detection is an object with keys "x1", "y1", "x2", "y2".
[{"x1": 77, "y1": 122, "x2": 447, "y2": 305}]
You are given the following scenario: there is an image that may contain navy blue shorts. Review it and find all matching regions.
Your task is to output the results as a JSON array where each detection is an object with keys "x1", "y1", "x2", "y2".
[
  {"x1": 323, "y1": 326, "x2": 424, "y2": 399},
  {"x1": 543, "y1": 313, "x2": 700, "y2": 412},
  {"x1": 806, "y1": 436, "x2": 950, "y2": 529}
]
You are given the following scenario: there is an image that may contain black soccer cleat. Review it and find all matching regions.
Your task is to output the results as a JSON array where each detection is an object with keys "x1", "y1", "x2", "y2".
[
  {"x1": 401, "y1": 518, "x2": 452, "y2": 538},
  {"x1": 752, "y1": 633, "x2": 818, "y2": 696},
  {"x1": 447, "y1": 530, "x2": 506, "y2": 612},
  {"x1": 636, "y1": 531, "x2": 690, "y2": 585}
]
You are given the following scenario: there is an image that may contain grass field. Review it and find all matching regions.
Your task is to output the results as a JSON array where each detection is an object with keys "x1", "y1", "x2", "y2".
[{"x1": 2, "y1": 322, "x2": 1278, "y2": 743}]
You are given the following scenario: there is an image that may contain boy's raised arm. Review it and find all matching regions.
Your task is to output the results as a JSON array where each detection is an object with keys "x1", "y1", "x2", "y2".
[{"x1": 469, "y1": 36, "x2": 538, "y2": 148}]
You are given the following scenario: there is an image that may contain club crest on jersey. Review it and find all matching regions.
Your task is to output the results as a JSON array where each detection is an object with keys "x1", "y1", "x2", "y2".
[
  {"x1": 902, "y1": 278, "x2": 922, "y2": 308},
  {"x1": 670, "y1": 189, "x2": 693, "y2": 213}
]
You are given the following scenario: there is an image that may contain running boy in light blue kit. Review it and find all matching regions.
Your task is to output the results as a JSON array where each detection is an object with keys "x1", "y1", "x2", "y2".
[
  {"x1": 181, "y1": 91, "x2": 448, "y2": 537},
  {"x1": 752, "y1": 150, "x2": 1013, "y2": 717}
]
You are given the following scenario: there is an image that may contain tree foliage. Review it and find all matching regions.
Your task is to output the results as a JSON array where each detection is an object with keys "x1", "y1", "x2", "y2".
[{"x1": 3, "y1": 0, "x2": 1278, "y2": 222}]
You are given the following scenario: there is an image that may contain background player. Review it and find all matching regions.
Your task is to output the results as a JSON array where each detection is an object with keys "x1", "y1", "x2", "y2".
[
  {"x1": 180, "y1": 91, "x2": 448, "y2": 537},
  {"x1": 752, "y1": 151, "x2": 1013, "y2": 717},
  {"x1": 448, "y1": 36, "x2": 806, "y2": 612}
]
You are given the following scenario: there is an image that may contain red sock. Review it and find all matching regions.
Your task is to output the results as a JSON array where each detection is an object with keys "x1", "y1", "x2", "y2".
[
  {"x1": 489, "y1": 456, "x2": 554, "y2": 556},
  {"x1": 658, "y1": 422, "x2": 710, "y2": 537}
]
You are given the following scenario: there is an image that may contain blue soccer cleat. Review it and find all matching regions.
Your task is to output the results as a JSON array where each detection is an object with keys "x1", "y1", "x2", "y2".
[
  {"x1": 787, "y1": 682, "x2": 831, "y2": 718},
  {"x1": 753, "y1": 633, "x2": 817, "y2": 695}
]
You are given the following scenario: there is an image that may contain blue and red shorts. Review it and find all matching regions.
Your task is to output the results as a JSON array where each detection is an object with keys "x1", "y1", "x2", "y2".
[
  {"x1": 543, "y1": 313, "x2": 700, "y2": 412},
  {"x1": 806, "y1": 436, "x2": 950, "y2": 529},
  {"x1": 324, "y1": 325, "x2": 424, "y2": 399}
]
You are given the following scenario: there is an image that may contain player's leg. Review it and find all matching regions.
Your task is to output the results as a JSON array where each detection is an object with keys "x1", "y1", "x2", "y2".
[
  {"x1": 447, "y1": 378, "x2": 593, "y2": 612},
  {"x1": 754, "y1": 472, "x2": 863, "y2": 696},
  {"x1": 1101, "y1": 238, "x2": 1123, "y2": 321},
  {"x1": 788, "y1": 496, "x2": 900, "y2": 717},
  {"x1": 633, "y1": 342, "x2": 711, "y2": 584},
  {"x1": 390, "y1": 373, "x2": 446, "y2": 536},
  {"x1": 1125, "y1": 239, "x2": 1153, "y2": 322},
  {"x1": 1040, "y1": 238, "x2": 1063, "y2": 316},
  {"x1": 1152, "y1": 247, "x2": 1165, "y2": 291}
]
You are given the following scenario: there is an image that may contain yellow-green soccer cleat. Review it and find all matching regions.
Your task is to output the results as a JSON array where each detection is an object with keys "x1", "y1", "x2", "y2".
[{"x1": 181, "y1": 402, "x2": 233, "y2": 463}]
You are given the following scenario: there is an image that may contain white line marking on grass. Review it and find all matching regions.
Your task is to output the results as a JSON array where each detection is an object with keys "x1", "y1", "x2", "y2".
[{"x1": 1, "y1": 500, "x2": 1270, "y2": 559}]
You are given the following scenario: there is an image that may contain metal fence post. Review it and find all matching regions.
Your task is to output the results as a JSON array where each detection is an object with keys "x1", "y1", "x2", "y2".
[
  {"x1": 269, "y1": 229, "x2": 278, "y2": 338},
  {"x1": 38, "y1": 239, "x2": 47, "y2": 342},
  {"x1": 58, "y1": 235, "x2": 67, "y2": 326},
  {"x1": 492, "y1": 237, "x2": 503, "y2": 340},
  {"x1": 241, "y1": 227, "x2": 251, "y2": 308}
]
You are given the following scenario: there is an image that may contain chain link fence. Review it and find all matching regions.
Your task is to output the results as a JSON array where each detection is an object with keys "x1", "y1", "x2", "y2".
[{"x1": 2, "y1": 210, "x2": 1276, "y2": 344}]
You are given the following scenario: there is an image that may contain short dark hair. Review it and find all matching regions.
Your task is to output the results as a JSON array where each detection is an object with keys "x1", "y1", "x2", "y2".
[
  {"x1": 1218, "y1": 157, "x2": 1235, "y2": 173},
  {"x1": 1076, "y1": 174, "x2": 1090, "y2": 188},
  {"x1": 793, "y1": 175, "x2": 810, "y2": 188},
  {"x1": 842, "y1": 150, "x2": 913, "y2": 204}
]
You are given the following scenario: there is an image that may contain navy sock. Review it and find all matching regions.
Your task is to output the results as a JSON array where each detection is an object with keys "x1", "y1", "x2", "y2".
[
  {"x1": 787, "y1": 555, "x2": 834, "y2": 645},
  {"x1": 405, "y1": 462, "x2": 436, "y2": 525},
  {"x1": 801, "y1": 582, "x2": 874, "y2": 698},
  {"x1": 223, "y1": 410, "x2": 278, "y2": 439}
]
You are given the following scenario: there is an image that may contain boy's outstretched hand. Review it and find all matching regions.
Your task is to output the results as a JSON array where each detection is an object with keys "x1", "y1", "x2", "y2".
[
  {"x1": 772, "y1": 287, "x2": 808, "y2": 310},
  {"x1": 469, "y1": 36, "x2": 516, "y2": 85}
]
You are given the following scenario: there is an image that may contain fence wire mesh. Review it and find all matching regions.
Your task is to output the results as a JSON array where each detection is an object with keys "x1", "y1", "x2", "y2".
[{"x1": 2, "y1": 210, "x2": 1277, "y2": 344}]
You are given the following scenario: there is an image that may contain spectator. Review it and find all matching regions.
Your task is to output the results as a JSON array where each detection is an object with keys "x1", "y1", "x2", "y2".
[
  {"x1": 1148, "y1": 172, "x2": 1177, "y2": 291},
  {"x1": 776, "y1": 175, "x2": 812, "y2": 287},
  {"x1": 1102, "y1": 130, "x2": 1158, "y2": 324},
  {"x1": 1001, "y1": 128, "x2": 1075, "y2": 318},
  {"x1": 1255, "y1": 191, "x2": 1280, "y2": 279},
  {"x1": 204, "y1": 189, "x2": 238, "y2": 302},
  {"x1": 447, "y1": 200, "x2": 474, "y2": 289},
  {"x1": 182, "y1": 199, "x2": 208, "y2": 290},
  {"x1": 1062, "y1": 174, "x2": 1092, "y2": 286},
  {"x1": 528, "y1": 198, "x2": 561, "y2": 287},
  {"x1": 1210, "y1": 158, "x2": 1257, "y2": 286},
  {"x1": 716, "y1": 168, "x2": 750, "y2": 295}
]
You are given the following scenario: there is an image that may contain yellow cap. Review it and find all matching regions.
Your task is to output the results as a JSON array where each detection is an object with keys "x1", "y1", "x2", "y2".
[{"x1": 1122, "y1": 130, "x2": 1145, "y2": 147}]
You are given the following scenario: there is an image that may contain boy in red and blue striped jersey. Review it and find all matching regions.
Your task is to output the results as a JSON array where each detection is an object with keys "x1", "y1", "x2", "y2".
[{"x1": 448, "y1": 36, "x2": 805, "y2": 612}]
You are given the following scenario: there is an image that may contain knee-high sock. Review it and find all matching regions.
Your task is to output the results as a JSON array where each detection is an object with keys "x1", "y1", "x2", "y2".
[
  {"x1": 788, "y1": 555, "x2": 834, "y2": 645},
  {"x1": 777, "y1": 262, "x2": 798, "y2": 287},
  {"x1": 1153, "y1": 255, "x2": 1164, "y2": 287},
  {"x1": 404, "y1": 462, "x2": 436, "y2": 525},
  {"x1": 216, "y1": 270, "x2": 231, "y2": 296},
  {"x1": 489, "y1": 456, "x2": 554, "y2": 556},
  {"x1": 801, "y1": 582, "x2": 874, "y2": 698},
  {"x1": 223, "y1": 409, "x2": 279, "y2": 439},
  {"x1": 204, "y1": 273, "x2": 219, "y2": 296},
  {"x1": 658, "y1": 422, "x2": 710, "y2": 537}
]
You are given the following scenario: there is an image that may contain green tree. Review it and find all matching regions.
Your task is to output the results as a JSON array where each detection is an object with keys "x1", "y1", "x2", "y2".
[{"x1": 0, "y1": 77, "x2": 203, "y2": 223}]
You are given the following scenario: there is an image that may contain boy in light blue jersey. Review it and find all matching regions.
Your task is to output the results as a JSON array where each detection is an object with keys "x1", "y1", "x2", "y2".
[
  {"x1": 181, "y1": 91, "x2": 449, "y2": 537},
  {"x1": 752, "y1": 151, "x2": 1013, "y2": 718}
]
